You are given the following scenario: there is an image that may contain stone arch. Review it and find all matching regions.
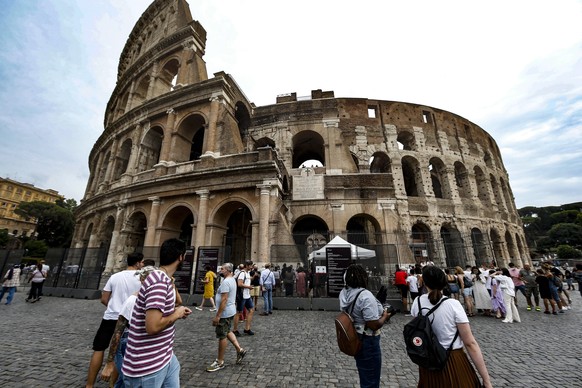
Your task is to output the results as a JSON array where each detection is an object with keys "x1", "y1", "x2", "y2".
[
  {"x1": 157, "y1": 57, "x2": 180, "y2": 94},
  {"x1": 116, "y1": 91, "x2": 129, "y2": 120},
  {"x1": 98, "y1": 151, "x2": 111, "y2": 184},
  {"x1": 499, "y1": 178, "x2": 513, "y2": 212},
  {"x1": 489, "y1": 174, "x2": 504, "y2": 208},
  {"x1": 474, "y1": 166, "x2": 489, "y2": 203},
  {"x1": 83, "y1": 223, "x2": 94, "y2": 248},
  {"x1": 471, "y1": 228, "x2": 489, "y2": 267},
  {"x1": 255, "y1": 137, "x2": 276, "y2": 149},
  {"x1": 440, "y1": 224, "x2": 465, "y2": 268},
  {"x1": 235, "y1": 101, "x2": 251, "y2": 140},
  {"x1": 160, "y1": 205, "x2": 195, "y2": 247},
  {"x1": 369, "y1": 152, "x2": 391, "y2": 173},
  {"x1": 484, "y1": 151, "x2": 494, "y2": 168},
  {"x1": 489, "y1": 228, "x2": 503, "y2": 266},
  {"x1": 292, "y1": 215, "x2": 330, "y2": 259},
  {"x1": 346, "y1": 214, "x2": 382, "y2": 245},
  {"x1": 397, "y1": 130, "x2": 416, "y2": 151},
  {"x1": 292, "y1": 130, "x2": 325, "y2": 168},
  {"x1": 515, "y1": 232, "x2": 525, "y2": 263},
  {"x1": 212, "y1": 201, "x2": 254, "y2": 265},
  {"x1": 132, "y1": 75, "x2": 150, "y2": 108},
  {"x1": 113, "y1": 138, "x2": 132, "y2": 180},
  {"x1": 401, "y1": 155, "x2": 422, "y2": 197},
  {"x1": 410, "y1": 222, "x2": 436, "y2": 264},
  {"x1": 505, "y1": 230, "x2": 518, "y2": 261},
  {"x1": 138, "y1": 126, "x2": 164, "y2": 172},
  {"x1": 429, "y1": 157, "x2": 449, "y2": 199},
  {"x1": 99, "y1": 216, "x2": 116, "y2": 252},
  {"x1": 175, "y1": 113, "x2": 206, "y2": 162},
  {"x1": 454, "y1": 161, "x2": 471, "y2": 199},
  {"x1": 124, "y1": 211, "x2": 147, "y2": 252}
]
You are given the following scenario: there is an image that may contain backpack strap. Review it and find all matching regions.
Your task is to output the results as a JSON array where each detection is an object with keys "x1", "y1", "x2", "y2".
[
  {"x1": 420, "y1": 296, "x2": 459, "y2": 351},
  {"x1": 346, "y1": 289, "x2": 366, "y2": 315}
]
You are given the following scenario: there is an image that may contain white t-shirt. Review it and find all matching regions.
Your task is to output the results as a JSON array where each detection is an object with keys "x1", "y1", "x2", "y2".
[
  {"x1": 406, "y1": 275, "x2": 419, "y2": 293},
  {"x1": 119, "y1": 294, "x2": 138, "y2": 321},
  {"x1": 103, "y1": 270, "x2": 141, "y2": 320},
  {"x1": 410, "y1": 294, "x2": 468, "y2": 350},
  {"x1": 236, "y1": 270, "x2": 251, "y2": 299}
]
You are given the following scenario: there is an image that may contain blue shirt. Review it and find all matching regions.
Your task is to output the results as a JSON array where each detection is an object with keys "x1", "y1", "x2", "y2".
[{"x1": 215, "y1": 276, "x2": 237, "y2": 318}]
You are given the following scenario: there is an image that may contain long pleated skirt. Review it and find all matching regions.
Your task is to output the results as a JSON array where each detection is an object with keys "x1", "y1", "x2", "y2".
[{"x1": 417, "y1": 349, "x2": 482, "y2": 388}]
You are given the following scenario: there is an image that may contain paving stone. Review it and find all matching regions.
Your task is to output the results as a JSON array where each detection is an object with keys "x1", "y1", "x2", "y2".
[{"x1": 0, "y1": 290, "x2": 580, "y2": 387}]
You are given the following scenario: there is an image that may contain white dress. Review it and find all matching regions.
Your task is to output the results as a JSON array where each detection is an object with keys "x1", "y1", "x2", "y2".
[{"x1": 473, "y1": 273, "x2": 492, "y2": 310}]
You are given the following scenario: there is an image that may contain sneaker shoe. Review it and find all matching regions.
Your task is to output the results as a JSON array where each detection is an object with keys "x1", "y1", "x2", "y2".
[
  {"x1": 535, "y1": 306, "x2": 541, "y2": 311},
  {"x1": 567, "y1": 306, "x2": 572, "y2": 310},
  {"x1": 206, "y1": 359, "x2": 225, "y2": 372},
  {"x1": 562, "y1": 307, "x2": 567, "y2": 311},
  {"x1": 552, "y1": 312, "x2": 558, "y2": 315},
  {"x1": 236, "y1": 348, "x2": 247, "y2": 364},
  {"x1": 244, "y1": 329, "x2": 255, "y2": 336},
  {"x1": 195, "y1": 306, "x2": 203, "y2": 311},
  {"x1": 259, "y1": 312, "x2": 269, "y2": 316},
  {"x1": 526, "y1": 305, "x2": 531, "y2": 311},
  {"x1": 268, "y1": 311, "x2": 272, "y2": 314},
  {"x1": 209, "y1": 308, "x2": 217, "y2": 312},
  {"x1": 233, "y1": 330, "x2": 241, "y2": 337},
  {"x1": 501, "y1": 319, "x2": 513, "y2": 323},
  {"x1": 544, "y1": 311, "x2": 551, "y2": 314},
  {"x1": 559, "y1": 310, "x2": 565, "y2": 314}
]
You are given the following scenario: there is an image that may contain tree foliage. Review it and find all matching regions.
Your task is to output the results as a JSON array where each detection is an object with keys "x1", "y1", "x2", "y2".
[
  {"x1": 24, "y1": 239, "x2": 48, "y2": 257},
  {"x1": 14, "y1": 200, "x2": 75, "y2": 248},
  {"x1": 519, "y1": 202, "x2": 582, "y2": 258},
  {"x1": 556, "y1": 244, "x2": 582, "y2": 259},
  {"x1": 0, "y1": 228, "x2": 9, "y2": 248}
]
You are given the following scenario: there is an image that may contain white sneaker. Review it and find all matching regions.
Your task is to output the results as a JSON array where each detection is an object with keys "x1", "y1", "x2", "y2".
[
  {"x1": 501, "y1": 319, "x2": 513, "y2": 323},
  {"x1": 195, "y1": 306, "x2": 203, "y2": 311},
  {"x1": 566, "y1": 306, "x2": 572, "y2": 310},
  {"x1": 562, "y1": 307, "x2": 567, "y2": 311},
  {"x1": 209, "y1": 308, "x2": 217, "y2": 311}
]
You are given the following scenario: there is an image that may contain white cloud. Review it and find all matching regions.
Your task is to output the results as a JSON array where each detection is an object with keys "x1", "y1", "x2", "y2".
[{"x1": 0, "y1": 0, "x2": 580, "y2": 209}]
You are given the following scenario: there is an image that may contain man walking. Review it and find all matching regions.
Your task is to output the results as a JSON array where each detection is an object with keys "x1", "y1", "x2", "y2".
[
  {"x1": 233, "y1": 260, "x2": 255, "y2": 336},
  {"x1": 259, "y1": 263, "x2": 275, "y2": 316},
  {"x1": 85, "y1": 252, "x2": 144, "y2": 388},
  {"x1": 122, "y1": 238, "x2": 192, "y2": 386},
  {"x1": 207, "y1": 263, "x2": 247, "y2": 372},
  {"x1": 520, "y1": 263, "x2": 541, "y2": 311}
]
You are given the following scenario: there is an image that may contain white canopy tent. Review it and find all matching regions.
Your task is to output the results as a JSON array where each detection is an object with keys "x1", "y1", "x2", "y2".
[{"x1": 307, "y1": 236, "x2": 376, "y2": 261}]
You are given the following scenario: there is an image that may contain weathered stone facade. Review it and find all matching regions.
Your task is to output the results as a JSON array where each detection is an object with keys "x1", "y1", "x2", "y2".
[{"x1": 72, "y1": 0, "x2": 529, "y2": 274}]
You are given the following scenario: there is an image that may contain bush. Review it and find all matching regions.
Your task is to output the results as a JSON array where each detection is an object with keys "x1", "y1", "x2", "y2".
[{"x1": 556, "y1": 244, "x2": 582, "y2": 259}]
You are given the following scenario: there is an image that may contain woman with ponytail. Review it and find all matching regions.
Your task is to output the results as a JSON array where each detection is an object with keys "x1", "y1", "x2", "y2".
[{"x1": 410, "y1": 265, "x2": 492, "y2": 388}]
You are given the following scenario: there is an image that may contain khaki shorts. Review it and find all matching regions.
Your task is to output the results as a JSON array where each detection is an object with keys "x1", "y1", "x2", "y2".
[{"x1": 250, "y1": 286, "x2": 261, "y2": 297}]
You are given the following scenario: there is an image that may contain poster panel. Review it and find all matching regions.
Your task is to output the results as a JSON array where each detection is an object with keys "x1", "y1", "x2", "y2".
[
  {"x1": 326, "y1": 246, "x2": 351, "y2": 297},
  {"x1": 174, "y1": 246, "x2": 195, "y2": 294},
  {"x1": 193, "y1": 247, "x2": 220, "y2": 294}
]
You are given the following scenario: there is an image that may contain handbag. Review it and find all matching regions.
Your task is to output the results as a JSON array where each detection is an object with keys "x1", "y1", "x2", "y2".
[{"x1": 335, "y1": 289, "x2": 365, "y2": 356}]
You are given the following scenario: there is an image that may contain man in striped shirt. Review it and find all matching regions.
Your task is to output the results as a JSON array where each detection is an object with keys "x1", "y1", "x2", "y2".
[{"x1": 122, "y1": 238, "x2": 192, "y2": 387}]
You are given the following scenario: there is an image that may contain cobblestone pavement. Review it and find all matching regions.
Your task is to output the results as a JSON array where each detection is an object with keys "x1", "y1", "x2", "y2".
[{"x1": 0, "y1": 290, "x2": 580, "y2": 388}]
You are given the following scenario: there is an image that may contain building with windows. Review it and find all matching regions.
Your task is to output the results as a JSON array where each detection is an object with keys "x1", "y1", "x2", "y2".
[
  {"x1": 72, "y1": 0, "x2": 529, "y2": 275},
  {"x1": 0, "y1": 177, "x2": 63, "y2": 238}
]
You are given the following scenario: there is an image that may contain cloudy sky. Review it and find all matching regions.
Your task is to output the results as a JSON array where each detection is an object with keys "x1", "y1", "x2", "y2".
[{"x1": 0, "y1": 0, "x2": 580, "y2": 209}]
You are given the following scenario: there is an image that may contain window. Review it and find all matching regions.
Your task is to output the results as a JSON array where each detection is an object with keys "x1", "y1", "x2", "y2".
[
  {"x1": 368, "y1": 106, "x2": 377, "y2": 118},
  {"x1": 422, "y1": 110, "x2": 432, "y2": 124}
]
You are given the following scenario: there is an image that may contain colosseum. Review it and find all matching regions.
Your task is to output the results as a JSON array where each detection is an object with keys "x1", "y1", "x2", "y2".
[{"x1": 72, "y1": 0, "x2": 529, "y2": 282}]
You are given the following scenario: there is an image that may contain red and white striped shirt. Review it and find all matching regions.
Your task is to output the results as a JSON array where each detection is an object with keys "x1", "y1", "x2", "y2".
[{"x1": 122, "y1": 270, "x2": 176, "y2": 377}]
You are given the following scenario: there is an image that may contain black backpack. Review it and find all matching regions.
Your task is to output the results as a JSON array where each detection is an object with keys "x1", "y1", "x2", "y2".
[
  {"x1": 463, "y1": 275, "x2": 473, "y2": 288},
  {"x1": 403, "y1": 297, "x2": 458, "y2": 371}
]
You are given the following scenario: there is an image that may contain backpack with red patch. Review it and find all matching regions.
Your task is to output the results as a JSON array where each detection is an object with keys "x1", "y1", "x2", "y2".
[{"x1": 402, "y1": 297, "x2": 458, "y2": 370}]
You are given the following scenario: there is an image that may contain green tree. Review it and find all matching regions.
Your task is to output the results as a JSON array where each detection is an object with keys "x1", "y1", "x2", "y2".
[
  {"x1": 556, "y1": 244, "x2": 582, "y2": 259},
  {"x1": 0, "y1": 228, "x2": 9, "y2": 248},
  {"x1": 14, "y1": 200, "x2": 75, "y2": 247},
  {"x1": 24, "y1": 239, "x2": 48, "y2": 257},
  {"x1": 550, "y1": 210, "x2": 580, "y2": 225},
  {"x1": 547, "y1": 223, "x2": 582, "y2": 247}
]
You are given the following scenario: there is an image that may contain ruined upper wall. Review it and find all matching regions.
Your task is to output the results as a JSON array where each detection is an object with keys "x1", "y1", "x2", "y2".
[{"x1": 117, "y1": 0, "x2": 205, "y2": 81}]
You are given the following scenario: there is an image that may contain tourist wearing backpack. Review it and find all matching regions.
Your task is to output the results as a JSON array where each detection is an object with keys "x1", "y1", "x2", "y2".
[
  {"x1": 339, "y1": 264, "x2": 392, "y2": 388},
  {"x1": 410, "y1": 266, "x2": 492, "y2": 388}
]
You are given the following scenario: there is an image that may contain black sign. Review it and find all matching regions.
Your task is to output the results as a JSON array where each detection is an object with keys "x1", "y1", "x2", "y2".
[
  {"x1": 193, "y1": 247, "x2": 220, "y2": 294},
  {"x1": 326, "y1": 246, "x2": 351, "y2": 297},
  {"x1": 173, "y1": 246, "x2": 195, "y2": 294}
]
